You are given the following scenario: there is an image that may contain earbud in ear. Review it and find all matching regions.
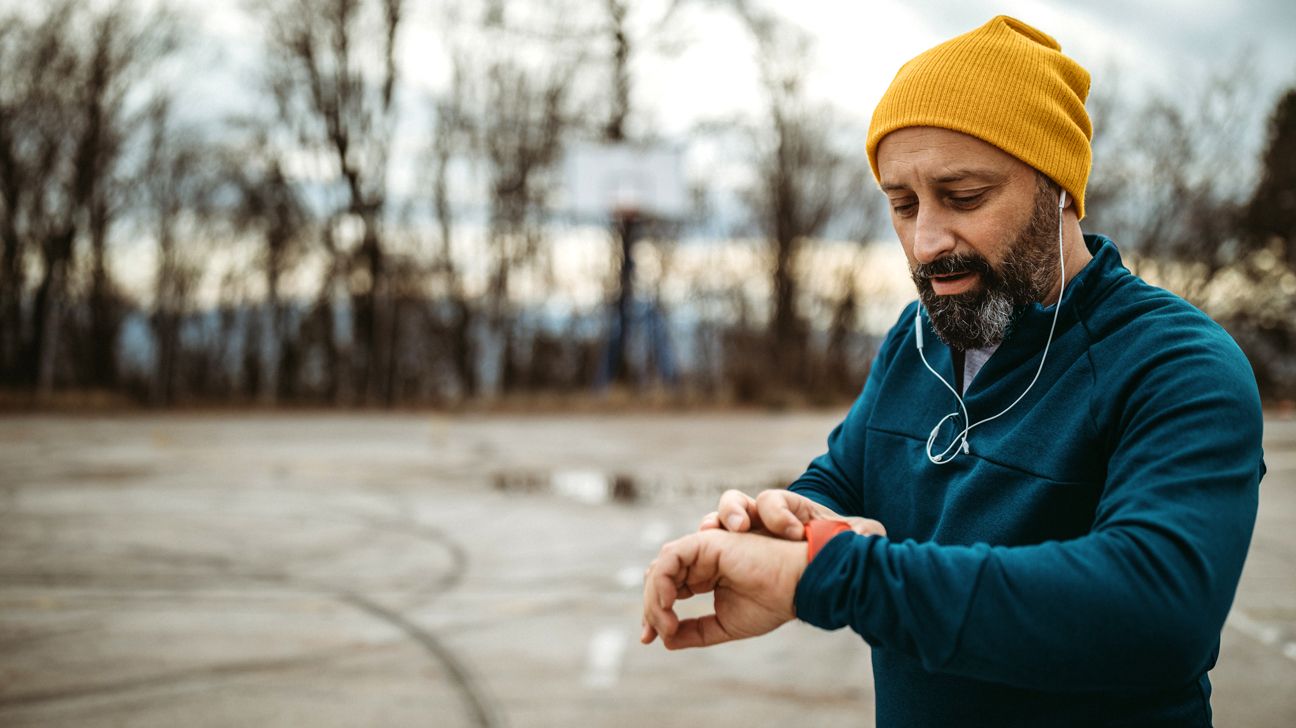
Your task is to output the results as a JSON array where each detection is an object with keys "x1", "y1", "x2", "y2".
[{"x1": 1058, "y1": 190, "x2": 1067, "y2": 209}]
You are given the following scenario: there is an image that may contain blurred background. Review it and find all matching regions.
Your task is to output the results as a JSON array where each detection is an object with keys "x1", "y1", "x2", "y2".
[{"x1": 1, "y1": 0, "x2": 1294, "y2": 726}]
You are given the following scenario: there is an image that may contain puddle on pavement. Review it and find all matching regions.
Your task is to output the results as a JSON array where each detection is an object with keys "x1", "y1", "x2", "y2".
[
  {"x1": 493, "y1": 469, "x2": 639, "y2": 505},
  {"x1": 492, "y1": 468, "x2": 791, "y2": 506}
]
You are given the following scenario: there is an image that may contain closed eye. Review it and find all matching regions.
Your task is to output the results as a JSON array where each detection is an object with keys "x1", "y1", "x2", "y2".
[
  {"x1": 890, "y1": 200, "x2": 918, "y2": 217},
  {"x1": 948, "y1": 191, "x2": 986, "y2": 209}
]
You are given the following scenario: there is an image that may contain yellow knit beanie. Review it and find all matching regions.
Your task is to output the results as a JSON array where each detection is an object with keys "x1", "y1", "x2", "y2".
[{"x1": 866, "y1": 16, "x2": 1093, "y2": 219}]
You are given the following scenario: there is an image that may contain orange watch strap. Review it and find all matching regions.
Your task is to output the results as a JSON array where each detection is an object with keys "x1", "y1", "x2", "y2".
[{"x1": 806, "y1": 519, "x2": 852, "y2": 563}]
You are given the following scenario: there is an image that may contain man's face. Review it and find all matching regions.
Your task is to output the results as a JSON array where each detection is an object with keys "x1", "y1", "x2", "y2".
[{"x1": 877, "y1": 127, "x2": 1059, "y2": 350}]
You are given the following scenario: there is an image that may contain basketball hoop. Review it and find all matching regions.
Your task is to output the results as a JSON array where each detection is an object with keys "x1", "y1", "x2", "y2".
[
  {"x1": 561, "y1": 141, "x2": 687, "y2": 391},
  {"x1": 562, "y1": 141, "x2": 687, "y2": 223}
]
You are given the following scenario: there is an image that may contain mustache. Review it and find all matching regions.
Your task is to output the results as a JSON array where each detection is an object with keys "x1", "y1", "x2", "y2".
[{"x1": 913, "y1": 253, "x2": 994, "y2": 281}]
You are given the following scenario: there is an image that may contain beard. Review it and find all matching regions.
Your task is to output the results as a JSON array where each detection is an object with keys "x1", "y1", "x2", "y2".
[{"x1": 912, "y1": 180, "x2": 1060, "y2": 351}]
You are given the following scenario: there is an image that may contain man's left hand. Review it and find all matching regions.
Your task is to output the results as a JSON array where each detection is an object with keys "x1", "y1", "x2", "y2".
[
  {"x1": 698, "y1": 488, "x2": 886, "y2": 540},
  {"x1": 641, "y1": 529, "x2": 807, "y2": 650}
]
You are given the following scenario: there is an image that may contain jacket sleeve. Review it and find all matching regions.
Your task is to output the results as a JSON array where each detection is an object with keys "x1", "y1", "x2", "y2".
[
  {"x1": 793, "y1": 327, "x2": 1264, "y2": 692},
  {"x1": 788, "y1": 302, "x2": 916, "y2": 518}
]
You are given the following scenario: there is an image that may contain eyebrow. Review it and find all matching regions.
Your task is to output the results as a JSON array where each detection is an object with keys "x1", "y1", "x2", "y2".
[{"x1": 881, "y1": 168, "x2": 1007, "y2": 192}]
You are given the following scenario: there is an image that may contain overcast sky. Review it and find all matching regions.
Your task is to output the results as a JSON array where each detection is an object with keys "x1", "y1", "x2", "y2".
[
  {"x1": 655, "y1": 0, "x2": 1295, "y2": 135},
  {"x1": 181, "y1": 0, "x2": 1296, "y2": 133}
]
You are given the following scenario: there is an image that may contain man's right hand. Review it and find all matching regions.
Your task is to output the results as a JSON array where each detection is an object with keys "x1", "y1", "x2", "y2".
[{"x1": 698, "y1": 488, "x2": 887, "y2": 541}]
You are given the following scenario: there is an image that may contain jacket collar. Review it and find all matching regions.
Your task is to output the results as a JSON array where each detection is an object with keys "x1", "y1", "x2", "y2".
[{"x1": 920, "y1": 234, "x2": 1127, "y2": 395}]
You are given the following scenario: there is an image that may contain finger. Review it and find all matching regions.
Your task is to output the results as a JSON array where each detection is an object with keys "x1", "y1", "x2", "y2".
[
  {"x1": 642, "y1": 560, "x2": 667, "y2": 640},
  {"x1": 663, "y1": 614, "x2": 736, "y2": 650},
  {"x1": 643, "y1": 581, "x2": 676, "y2": 642},
  {"x1": 755, "y1": 489, "x2": 817, "y2": 540},
  {"x1": 698, "y1": 511, "x2": 720, "y2": 531},
  {"x1": 716, "y1": 489, "x2": 757, "y2": 532},
  {"x1": 648, "y1": 569, "x2": 678, "y2": 624},
  {"x1": 644, "y1": 542, "x2": 692, "y2": 639},
  {"x1": 645, "y1": 587, "x2": 679, "y2": 640},
  {"x1": 646, "y1": 532, "x2": 717, "y2": 640},
  {"x1": 673, "y1": 567, "x2": 723, "y2": 601},
  {"x1": 848, "y1": 517, "x2": 887, "y2": 537}
]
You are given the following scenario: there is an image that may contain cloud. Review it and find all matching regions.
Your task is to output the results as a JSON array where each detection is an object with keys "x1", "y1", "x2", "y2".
[{"x1": 895, "y1": 0, "x2": 1296, "y2": 94}]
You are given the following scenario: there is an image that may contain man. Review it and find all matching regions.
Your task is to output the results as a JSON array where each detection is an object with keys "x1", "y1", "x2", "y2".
[{"x1": 640, "y1": 15, "x2": 1265, "y2": 727}]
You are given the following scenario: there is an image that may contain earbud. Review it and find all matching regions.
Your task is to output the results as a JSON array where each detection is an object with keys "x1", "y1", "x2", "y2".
[{"x1": 1058, "y1": 190, "x2": 1067, "y2": 209}]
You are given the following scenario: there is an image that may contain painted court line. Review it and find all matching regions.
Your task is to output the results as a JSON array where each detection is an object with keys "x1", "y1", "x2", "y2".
[
  {"x1": 584, "y1": 627, "x2": 628, "y2": 689},
  {"x1": 1226, "y1": 609, "x2": 1296, "y2": 664}
]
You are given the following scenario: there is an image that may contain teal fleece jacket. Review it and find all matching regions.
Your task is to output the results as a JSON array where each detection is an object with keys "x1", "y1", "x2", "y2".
[{"x1": 791, "y1": 235, "x2": 1265, "y2": 727}]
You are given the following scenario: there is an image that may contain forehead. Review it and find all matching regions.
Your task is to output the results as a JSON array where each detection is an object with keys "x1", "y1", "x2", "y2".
[{"x1": 876, "y1": 127, "x2": 1028, "y2": 190}]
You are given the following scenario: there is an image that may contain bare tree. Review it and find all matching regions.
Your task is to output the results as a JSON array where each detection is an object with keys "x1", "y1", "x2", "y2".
[
  {"x1": 141, "y1": 98, "x2": 213, "y2": 406},
  {"x1": 1086, "y1": 61, "x2": 1259, "y2": 286},
  {"x1": 1086, "y1": 64, "x2": 1294, "y2": 399},
  {"x1": 475, "y1": 45, "x2": 575, "y2": 394},
  {"x1": 603, "y1": 0, "x2": 632, "y2": 143},
  {"x1": 79, "y1": 4, "x2": 176, "y2": 392},
  {"x1": 1232, "y1": 86, "x2": 1296, "y2": 399},
  {"x1": 490, "y1": 61, "x2": 569, "y2": 392},
  {"x1": 738, "y1": 7, "x2": 883, "y2": 391},
  {"x1": 602, "y1": 0, "x2": 636, "y2": 387},
  {"x1": 225, "y1": 126, "x2": 311, "y2": 403},
  {"x1": 0, "y1": 0, "x2": 175, "y2": 398},
  {"x1": 425, "y1": 53, "x2": 478, "y2": 399},
  {"x1": 259, "y1": 0, "x2": 404, "y2": 405},
  {"x1": 1241, "y1": 87, "x2": 1296, "y2": 267},
  {"x1": 0, "y1": 7, "x2": 71, "y2": 388}
]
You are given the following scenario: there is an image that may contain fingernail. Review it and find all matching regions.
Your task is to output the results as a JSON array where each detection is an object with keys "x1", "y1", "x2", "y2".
[{"x1": 725, "y1": 514, "x2": 743, "y2": 530}]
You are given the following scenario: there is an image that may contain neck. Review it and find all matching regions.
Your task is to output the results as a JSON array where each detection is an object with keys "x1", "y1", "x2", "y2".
[{"x1": 1041, "y1": 219, "x2": 1089, "y2": 306}]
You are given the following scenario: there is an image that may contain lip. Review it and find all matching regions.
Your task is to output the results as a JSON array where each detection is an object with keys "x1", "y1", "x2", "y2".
[{"x1": 930, "y1": 272, "x2": 979, "y2": 295}]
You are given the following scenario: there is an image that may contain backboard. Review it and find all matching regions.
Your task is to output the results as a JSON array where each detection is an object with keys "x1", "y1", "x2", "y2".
[{"x1": 562, "y1": 141, "x2": 688, "y2": 221}]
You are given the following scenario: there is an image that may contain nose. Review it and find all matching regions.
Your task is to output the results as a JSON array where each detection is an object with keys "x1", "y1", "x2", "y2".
[{"x1": 911, "y1": 205, "x2": 957, "y2": 265}]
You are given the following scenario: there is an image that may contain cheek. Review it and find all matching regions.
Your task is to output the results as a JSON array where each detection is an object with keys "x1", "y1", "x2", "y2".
[
  {"x1": 890, "y1": 216, "x2": 915, "y2": 255},
  {"x1": 896, "y1": 235, "x2": 918, "y2": 270},
  {"x1": 957, "y1": 213, "x2": 1014, "y2": 263},
  {"x1": 887, "y1": 210, "x2": 906, "y2": 235},
  {"x1": 974, "y1": 188, "x2": 1043, "y2": 257}
]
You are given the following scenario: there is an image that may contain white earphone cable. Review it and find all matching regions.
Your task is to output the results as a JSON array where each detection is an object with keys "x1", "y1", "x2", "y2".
[{"x1": 917, "y1": 189, "x2": 1068, "y2": 465}]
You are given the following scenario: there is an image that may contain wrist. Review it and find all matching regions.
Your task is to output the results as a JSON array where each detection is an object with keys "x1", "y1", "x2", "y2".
[
  {"x1": 776, "y1": 537, "x2": 809, "y2": 620},
  {"x1": 806, "y1": 519, "x2": 852, "y2": 562}
]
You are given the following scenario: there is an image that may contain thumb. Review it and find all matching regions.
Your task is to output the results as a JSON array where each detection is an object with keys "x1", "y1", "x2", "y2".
[{"x1": 754, "y1": 490, "x2": 817, "y2": 541}]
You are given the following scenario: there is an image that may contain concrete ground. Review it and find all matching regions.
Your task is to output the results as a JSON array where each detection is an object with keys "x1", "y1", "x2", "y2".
[{"x1": 0, "y1": 411, "x2": 1292, "y2": 727}]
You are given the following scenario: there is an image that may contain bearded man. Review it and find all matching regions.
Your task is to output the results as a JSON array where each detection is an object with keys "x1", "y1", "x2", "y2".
[{"x1": 641, "y1": 15, "x2": 1265, "y2": 728}]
